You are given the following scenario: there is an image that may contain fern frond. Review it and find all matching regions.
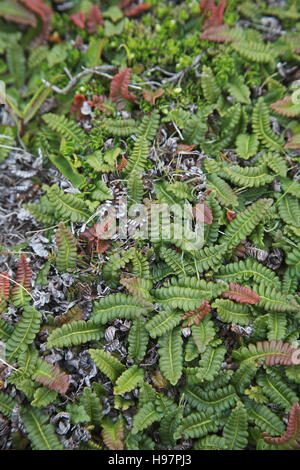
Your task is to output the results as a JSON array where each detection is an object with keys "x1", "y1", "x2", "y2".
[
  {"x1": 47, "y1": 320, "x2": 103, "y2": 349},
  {"x1": 278, "y1": 194, "x2": 300, "y2": 227},
  {"x1": 88, "y1": 349, "x2": 126, "y2": 382},
  {"x1": 206, "y1": 175, "x2": 239, "y2": 207},
  {"x1": 191, "y1": 316, "x2": 216, "y2": 353},
  {"x1": 232, "y1": 339, "x2": 299, "y2": 366},
  {"x1": 183, "y1": 384, "x2": 238, "y2": 414},
  {"x1": 252, "y1": 98, "x2": 284, "y2": 149},
  {"x1": 245, "y1": 401, "x2": 285, "y2": 436},
  {"x1": 42, "y1": 184, "x2": 89, "y2": 222},
  {"x1": 267, "y1": 312, "x2": 287, "y2": 341},
  {"x1": 80, "y1": 387, "x2": 102, "y2": 427},
  {"x1": 31, "y1": 387, "x2": 57, "y2": 408},
  {"x1": 5, "y1": 306, "x2": 41, "y2": 362},
  {"x1": 212, "y1": 299, "x2": 252, "y2": 325},
  {"x1": 196, "y1": 345, "x2": 226, "y2": 382},
  {"x1": 257, "y1": 370, "x2": 298, "y2": 411},
  {"x1": 91, "y1": 293, "x2": 153, "y2": 324},
  {"x1": 235, "y1": 133, "x2": 259, "y2": 160},
  {"x1": 174, "y1": 410, "x2": 224, "y2": 439},
  {"x1": 102, "y1": 417, "x2": 124, "y2": 449},
  {"x1": 128, "y1": 318, "x2": 149, "y2": 363},
  {"x1": 263, "y1": 401, "x2": 300, "y2": 449},
  {"x1": 42, "y1": 113, "x2": 85, "y2": 144},
  {"x1": 21, "y1": 407, "x2": 63, "y2": 450},
  {"x1": 102, "y1": 118, "x2": 137, "y2": 136},
  {"x1": 194, "y1": 435, "x2": 227, "y2": 450},
  {"x1": 231, "y1": 40, "x2": 274, "y2": 63},
  {"x1": 11, "y1": 254, "x2": 32, "y2": 307},
  {"x1": 33, "y1": 358, "x2": 70, "y2": 394},
  {"x1": 145, "y1": 309, "x2": 182, "y2": 339},
  {"x1": 220, "y1": 198, "x2": 273, "y2": 249},
  {"x1": 0, "y1": 392, "x2": 17, "y2": 417},
  {"x1": 254, "y1": 283, "x2": 299, "y2": 312},
  {"x1": 132, "y1": 402, "x2": 159, "y2": 434},
  {"x1": 223, "y1": 401, "x2": 248, "y2": 450},
  {"x1": 231, "y1": 362, "x2": 258, "y2": 394},
  {"x1": 137, "y1": 110, "x2": 160, "y2": 142},
  {"x1": 126, "y1": 136, "x2": 149, "y2": 175},
  {"x1": 55, "y1": 222, "x2": 77, "y2": 273},
  {"x1": 158, "y1": 327, "x2": 183, "y2": 386},
  {"x1": 222, "y1": 162, "x2": 273, "y2": 188},
  {"x1": 114, "y1": 365, "x2": 144, "y2": 395},
  {"x1": 201, "y1": 65, "x2": 221, "y2": 104},
  {"x1": 218, "y1": 258, "x2": 281, "y2": 288}
]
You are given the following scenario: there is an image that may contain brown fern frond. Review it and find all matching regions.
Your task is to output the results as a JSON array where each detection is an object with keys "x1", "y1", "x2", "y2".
[
  {"x1": 14, "y1": 254, "x2": 32, "y2": 292},
  {"x1": 270, "y1": 96, "x2": 300, "y2": 118},
  {"x1": 0, "y1": 272, "x2": 10, "y2": 302},
  {"x1": 142, "y1": 87, "x2": 164, "y2": 105},
  {"x1": 18, "y1": 0, "x2": 53, "y2": 41},
  {"x1": 110, "y1": 68, "x2": 136, "y2": 110},
  {"x1": 200, "y1": 25, "x2": 237, "y2": 42},
  {"x1": 123, "y1": 3, "x2": 151, "y2": 17},
  {"x1": 264, "y1": 402, "x2": 300, "y2": 449},
  {"x1": 151, "y1": 370, "x2": 168, "y2": 389},
  {"x1": 34, "y1": 361, "x2": 70, "y2": 395},
  {"x1": 70, "y1": 94, "x2": 86, "y2": 120},
  {"x1": 221, "y1": 282, "x2": 260, "y2": 304},
  {"x1": 182, "y1": 299, "x2": 211, "y2": 327},
  {"x1": 87, "y1": 4, "x2": 104, "y2": 34},
  {"x1": 102, "y1": 419, "x2": 124, "y2": 450},
  {"x1": 70, "y1": 11, "x2": 85, "y2": 29}
]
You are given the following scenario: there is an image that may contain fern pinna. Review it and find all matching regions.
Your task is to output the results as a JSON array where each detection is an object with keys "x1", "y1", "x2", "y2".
[{"x1": 1, "y1": 0, "x2": 300, "y2": 452}]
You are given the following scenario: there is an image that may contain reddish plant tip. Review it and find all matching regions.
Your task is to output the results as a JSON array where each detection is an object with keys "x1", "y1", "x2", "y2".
[{"x1": 70, "y1": 11, "x2": 86, "y2": 29}]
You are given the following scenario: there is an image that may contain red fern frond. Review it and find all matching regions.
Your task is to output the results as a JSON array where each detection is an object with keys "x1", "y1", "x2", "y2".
[
  {"x1": 203, "y1": 0, "x2": 226, "y2": 30},
  {"x1": 116, "y1": 155, "x2": 127, "y2": 171},
  {"x1": 221, "y1": 282, "x2": 260, "y2": 304},
  {"x1": 110, "y1": 68, "x2": 136, "y2": 110},
  {"x1": 248, "y1": 340, "x2": 299, "y2": 366},
  {"x1": 70, "y1": 11, "x2": 86, "y2": 29},
  {"x1": 182, "y1": 299, "x2": 211, "y2": 327},
  {"x1": 193, "y1": 203, "x2": 213, "y2": 225},
  {"x1": 34, "y1": 361, "x2": 70, "y2": 395},
  {"x1": 87, "y1": 4, "x2": 104, "y2": 34},
  {"x1": 119, "y1": 0, "x2": 134, "y2": 9},
  {"x1": 123, "y1": 3, "x2": 151, "y2": 17},
  {"x1": 264, "y1": 402, "x2": 300, "y2": 449},
  {"x1": 70, "y1": 94, "x2": 86, "y2": 120},
  {"x1": 200, "y1": 0, "x2": 215, "y2": 14},
  {"x1": 0, "y1": 272, "x2": 10, "y2": 302},
  {"x1": 14, "y1": 254, "x2": 32, "y2": 291},
  {"x1": 18, "y1": 0, "x2": 53, "y2": 41},
  {"x1": 270, "y1": 96, "x2": 299, "y2": 118}
]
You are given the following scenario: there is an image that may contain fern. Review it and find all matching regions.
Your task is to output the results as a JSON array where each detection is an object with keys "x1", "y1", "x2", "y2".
[
  {"x1": 245, "y1": 401, "x2": 286, "y2": 436},
  {"x1": 158, "y1": 327, "x2": 183, "y2": 386},
  {"x1": 21, "y1": 407, "x2": 63, "y2": 450},
  {"x1": 132, "y1": 402, "x2": 160, "y2": 434},
  {"x1": 220, "y1": 198, "x2": 273, "y2": 249},
  {"x1": 232, "y1": 340, "x2": 299, "y2": 366},
  {"x1": 11, "y1": 254, "x2": 32, "y2": 307},
  {"x1": 222, "y1": 162, "x2": 274, "y2": 188},
  {"x1": 174, "y1": 410, "x2": 224, "y2": 439},
  {"x1": 0, "y1": 392, "x2": 17, "y2": 418},
  {"x1": 102, "y1": 417, "x2": 124, "y2": 449},
  {"x1": 102, "y1": 118, "x2": 137, "y2": 136},
  {"x1": 5, "y1": 306, "x2": 41, "y2": 362},
  {"x1": 257, "y1": 370, "x2": 298, "y2": 411},
  {"x1": 145, "y1": 309, "x2": 182, "y2": 339},
  {"x1": 206, "y1": 175, "x2": 239, "y2": 207},
  {"x1": 231, "y1": 40, "x2": 274, "y2": 63},
  {"x1": 89, "y1": 349, "x2": 126, "y2": 382},
  {"x1": 31, "y1": 388, "x2": 57, "y2": 408},
  {"x1": 80, "y1": 387, "x2": 102, "y2": 427},
  {"x1": 212, "y1": 299, "x2": 253, "y2": 325},
  {"x1": 286, "y1": 244, "x2": 300, "y2": 276},
  {"x1": 252, "y1": 98, "x2": 284, "y2": 149},
  {"x1": 126, "y1": 136, "x2": 149, "y2": 175},
  {"x1": 218, "y1": 258, "x2": 281, "y2": 289},
  {"x1": 42, "y1": 113, "x2": 85, "y2": 144},
  {"x1": 47, "y1": 320, "x2": 103, "y2": 349},
  {"x1": 267, "y1": 312, "x2": 287, "y2": 341},
  {"x1": 91, "y1": 293, "x2": 153, "y2": 324},
  {"x1": 114, "y1": 365, "x2": 144, "y2": 394},
  {"x1": 223, "y1": 401, "x2": 248, "y2": 450},
  {"x1": 201, "y1": 65, "x2": 221, "y2": 104},
  {"x1": 254, "y1": 283, "x2": 299, "y2": 312},
  {"x1": 42, "y1": 184, "x2": 89, "y2": 223},
  {"x1": 191, "y1": 316, "x2": 216, "y2": 353},
  {"x1": 55, "y1": 222, "x2": 77, "y2": 273},
  {"x1": 235, "y1": 133, "x2": 259, "y2": 159},
  {"x1": 183, "y1": 384, "x2": 238, "y2": 414},
  {"x1": 196, "y1": 345, "x2": 226, "y2": 382},
  {"x1": 137, "y1": 110, "x2": 160, "y2": 142},
  {"x1": 278, "y1": 194, "x2": 300, "y2": 227},
  {"x1": 128, "y1": 318, "x2": 149, "y2": 363}
]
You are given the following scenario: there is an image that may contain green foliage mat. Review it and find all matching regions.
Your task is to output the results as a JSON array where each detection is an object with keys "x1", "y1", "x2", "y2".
[{"x1": 0, "y1": 0, "x2": 300, "y2": 451}]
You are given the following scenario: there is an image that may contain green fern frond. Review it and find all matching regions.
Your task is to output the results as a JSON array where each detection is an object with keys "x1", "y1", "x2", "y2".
[
  {"x1": 89, "y1": 349, "x2": 126, "y2": 382},
  {"x1": 223, "y1": 401, "x2": 248, "y2": 450},
  {"x1": 174, "y1": 410, "x2": 224, "y2": 439},
  {"x1": 252, "y1": 98, "x2": 284, "y2": 149},
  {"x1": 0, "y1": 392, "x2": 17, "y2": 417},
  {"x1": 47, "y1": 320, "x2": 103, "y2": 349},
  {"x1": 42, "y1": 184, "x2": 89, "y2": 223},
  {"x1": 5, "y1": 307, "x2": 41, "y2": 362},
  {"x1": 206, "y1": 175, "x2": 239, "y2": 207},
  {"x1": 21, "y1": 407, "x2": 63, "y2": 450},
  {"x1": 196, "y1": 345, "x2": 226, "y2": 382},
  {"x1": 212, "y1": 299, "x2": 253, "y2": 325},
  {"x1": 102, "y1": 118, "x2": 137, "y2": 137},
  {"x1": 218, "y1": 258, "x2": 281, "y2": 288},
  {"x1": 235, "y1": 133, "x2": 259, "y2": 160},
  {"x1": 91, "y1": 293, "x2": 153, "y2": 324},
  {"x1": 42, "y1": 113, "x2": 85, "y2": 144},
  {"x1": 128, "y1": 318, "x2": 149, "y2": 363},
  {"x1": 55, "y1": 222, "x2": 77, "y2": 273},
  {"x1": 137, "y1": 110, "x2": 160, "y2": 142},
  {"x1": 126, "y1": 136, "x2": 149, "y2": 175},
  {"x1": 114, "y1": 365, "x2": 144, "y2": 395},
  {"x1": 158, "y1": 327, "x2": 183, "y2": 386}
]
